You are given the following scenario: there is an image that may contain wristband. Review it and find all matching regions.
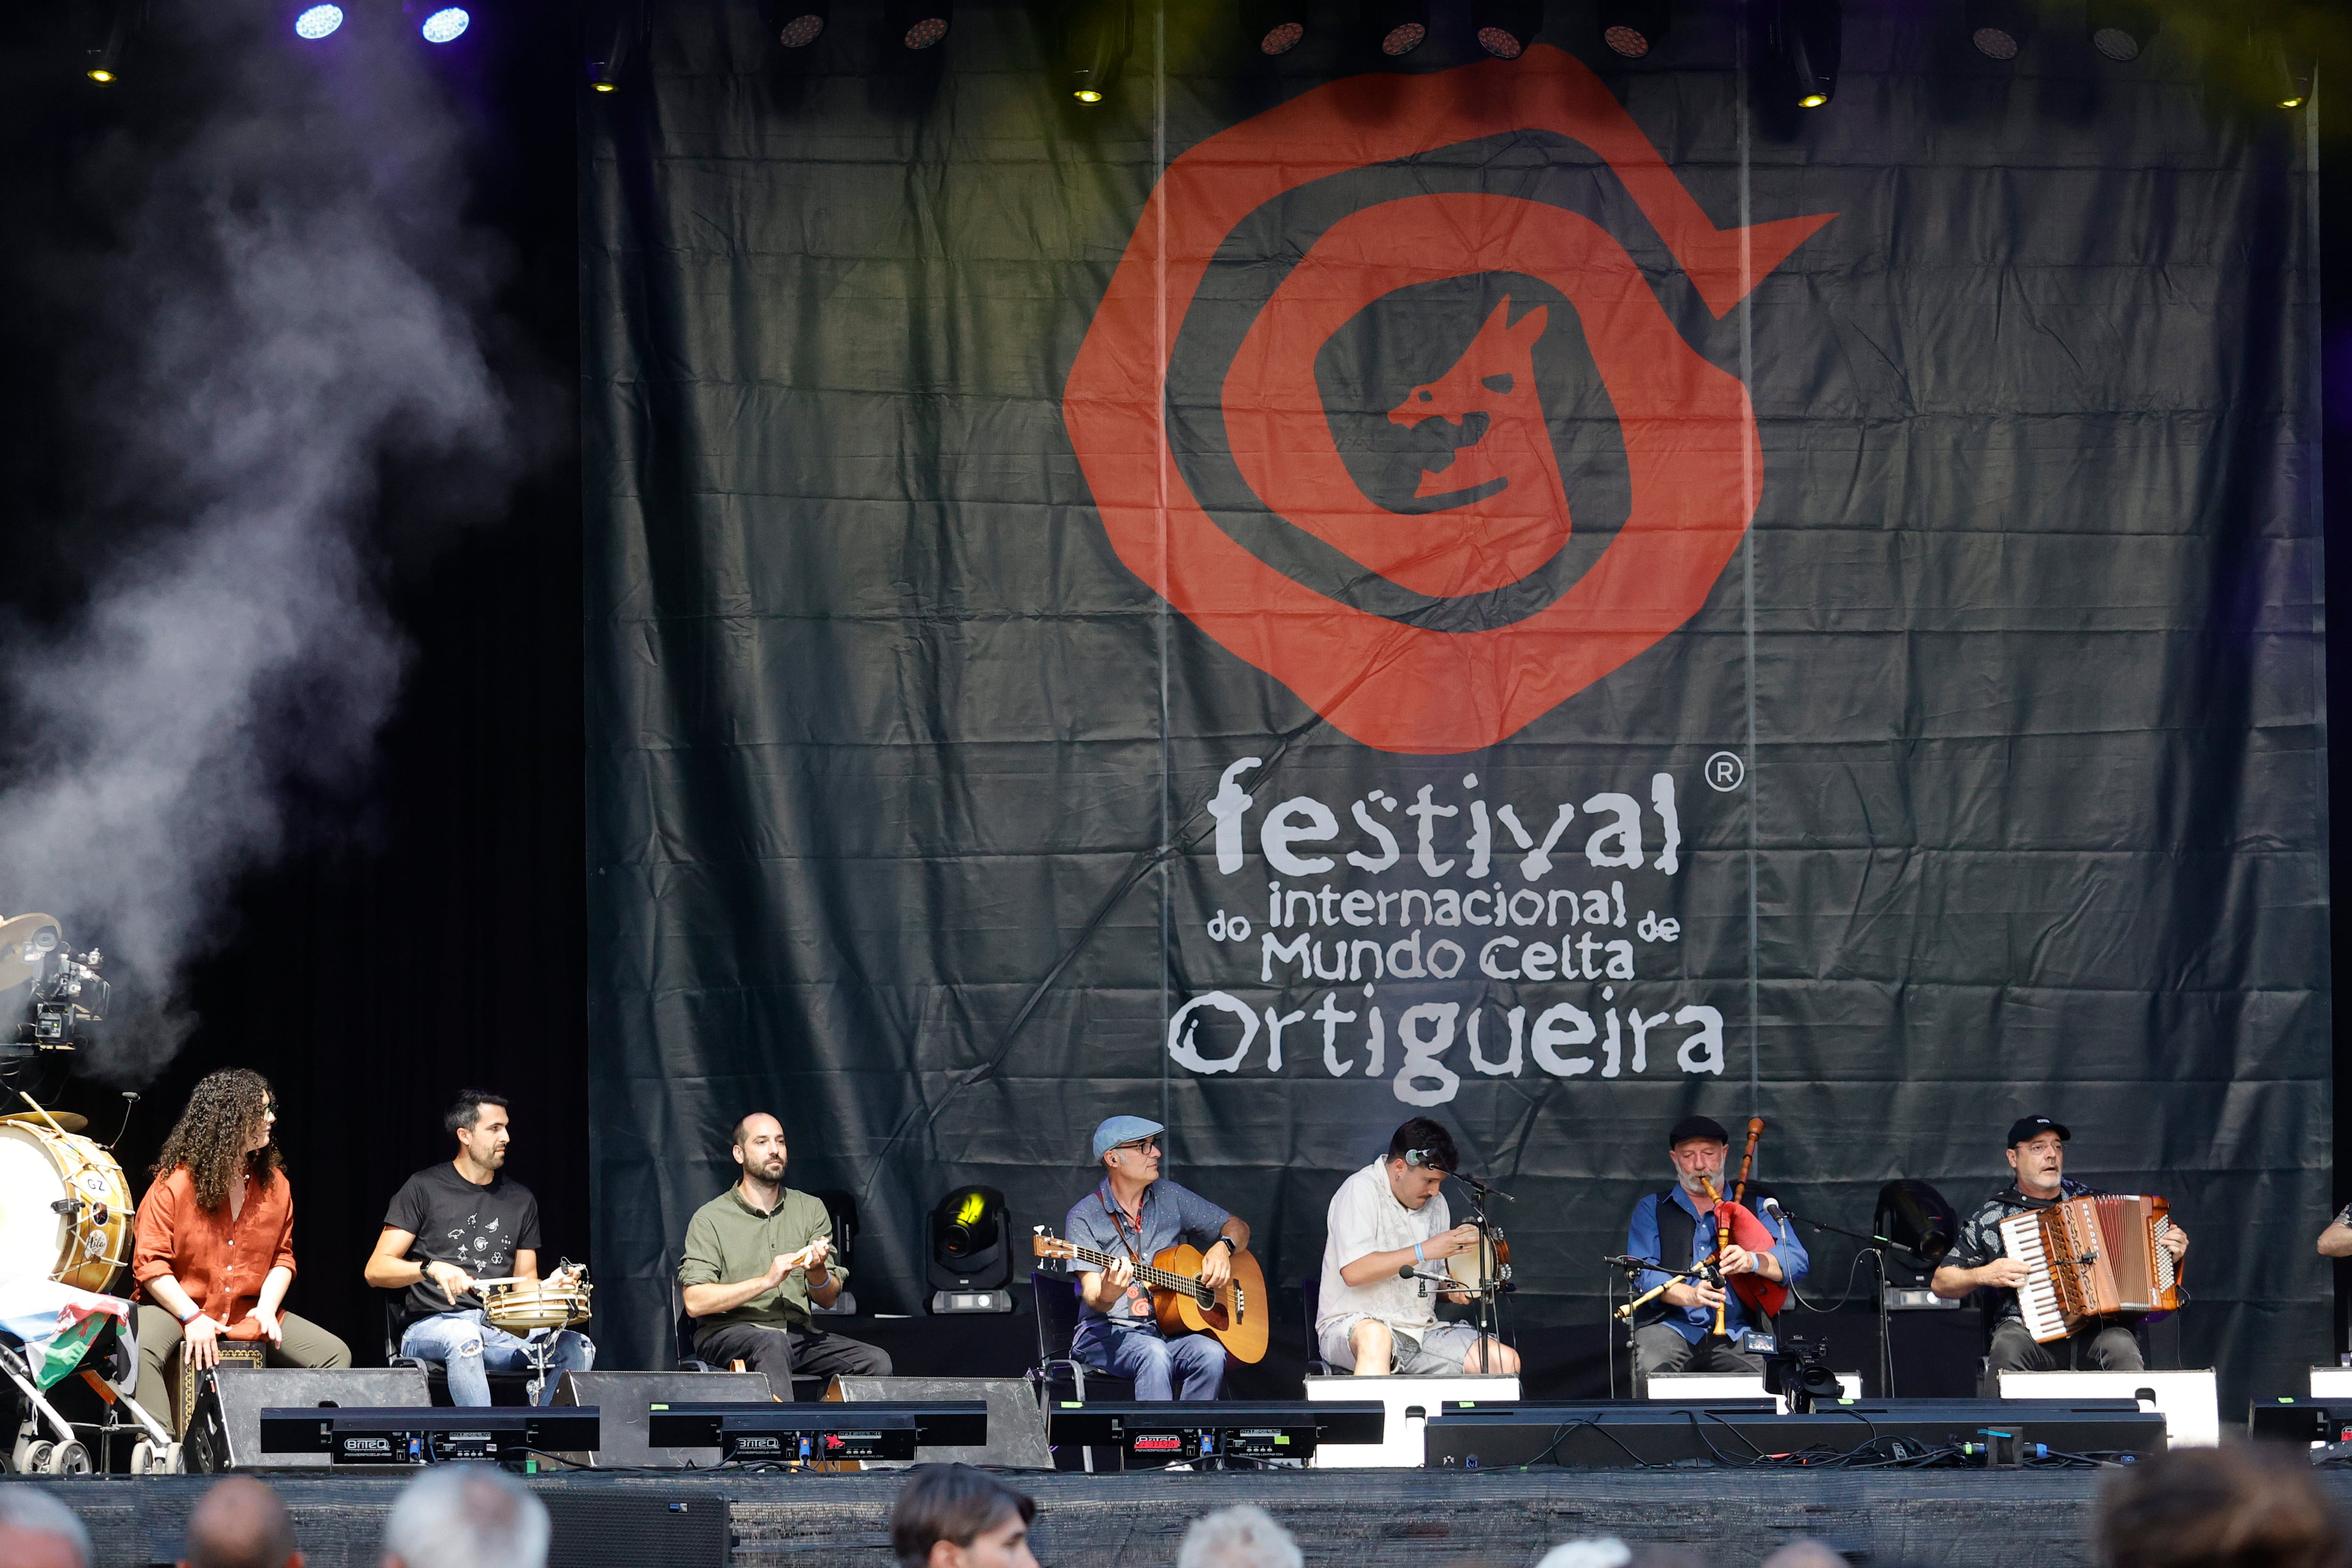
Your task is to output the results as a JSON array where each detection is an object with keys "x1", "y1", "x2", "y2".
[
  {"x1": 1413, "y1": 1242, "x2": 1425, "y2": 1263},
  {"x1": 176, "y1": 1307, "x2": 200, "y2": 1326}
]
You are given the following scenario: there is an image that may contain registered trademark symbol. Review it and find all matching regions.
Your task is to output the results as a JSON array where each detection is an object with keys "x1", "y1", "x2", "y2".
[{"x1": 1704, "y1": 752, "x2": 1745, "y2": 791}]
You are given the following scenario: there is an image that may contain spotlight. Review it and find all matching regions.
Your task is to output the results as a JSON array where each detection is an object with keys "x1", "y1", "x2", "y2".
[
  {"x1": 2273, "y1": 53, "x2": 2311, "y2": 109},
  {"x1": 777, "y1": 0, "x2": 828, "y2": 48},
  {"x1": 1965, "y1": 0, "x2": 2033, "y2": 61},
  {"x1": 927, "y1": 1185, "x2": 1013, "y2": 1313},
  {"x1": 1366, "y1": 0, "x2": 1427, "y2": 57},
  {"x1": 77, "y1": 0, "x2": 138, "y2": 82},
  {"x1": 1238, "y1": 0, "x2": 1304, "y2": 56},
  {"x1": 884, "y1": 0, "x2": 951, "y2": 48},
  {"x1": 420, "y1": 6, "x2": 469, "y2": 42},
  {"x1": 294, "y1": 3, "x2": 343, "y2": 38},
  {"x1": 2084, "y1": 0, "x2": 2153, "y2": 63},
  {"x1": 1470, "y1": 0, "x2": 1539, "y2": 59},
  {"x1": 1770, "y1": 0, "x2": 1839, "y2": 107},
  {"x1": 1063, "y1": 0, "x2": 1130, "y2": 99},
  {"x1": 1596, "y1": 0, "x2": 1668, "y2": 59},
  {"x1": 586, "y1": 0, "x2": 646, "y2": 88}
]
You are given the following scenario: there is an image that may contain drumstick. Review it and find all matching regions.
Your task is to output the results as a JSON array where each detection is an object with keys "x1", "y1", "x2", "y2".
[{"x1": 16, "y1": 1092, "x2": 70, "y2": 1140}]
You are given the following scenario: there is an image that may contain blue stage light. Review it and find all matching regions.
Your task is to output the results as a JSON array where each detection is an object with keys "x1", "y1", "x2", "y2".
[
  {"x1": 294, "y1": 4, "x2": 343, "y2": 38},
  {"x1": 420, "y1": 7, "x2": 470, "y2": 42}
]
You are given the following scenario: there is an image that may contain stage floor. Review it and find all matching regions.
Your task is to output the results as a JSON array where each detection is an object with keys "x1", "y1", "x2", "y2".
[{"x1": 34, "y1": 1465, "x2": 2352, "y2": 1568}]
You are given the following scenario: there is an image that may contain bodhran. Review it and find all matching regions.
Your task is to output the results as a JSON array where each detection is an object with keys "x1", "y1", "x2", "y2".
[
  {"x1": 483, "y1": 1281, "x2": 591, "y2": 1334},
  {"x1": 1445, "y1": 1224, "x2": 1513, "y2": 1295},
  {"x1": 0, "y1": 1121, "x2": 131, "y2": 1293}
]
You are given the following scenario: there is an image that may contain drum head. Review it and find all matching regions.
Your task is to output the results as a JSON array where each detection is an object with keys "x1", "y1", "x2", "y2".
[{"x1": 0, "y1": 1126, "x2": 72, "y2": 1278}]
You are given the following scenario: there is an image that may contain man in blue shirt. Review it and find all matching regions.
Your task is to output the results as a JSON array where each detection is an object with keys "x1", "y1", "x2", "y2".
[
  {"x1": 1062, "y1": 1115, "x2": 1250, "y2": 1401},
  {"x1": 1624, "y1": 1115, "x2": 1809, "y2": 1394}
]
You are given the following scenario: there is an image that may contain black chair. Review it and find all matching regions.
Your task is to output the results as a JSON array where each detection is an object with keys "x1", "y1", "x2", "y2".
[
  {"x1": 1027, "y1": 1268, "x2": 1131, "y2": 1473},
  {"x1": 1301, "y1": 1275, "x2": 1334, "y2": 1376},
  {"x1": 383, "y1": 1298, "x2": 537, "y2": 1407}
]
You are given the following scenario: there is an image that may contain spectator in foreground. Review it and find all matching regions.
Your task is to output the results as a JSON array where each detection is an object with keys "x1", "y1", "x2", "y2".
[
  {"x1": 380, "y1": 1465, "x2": 550, "y2": 1568},
  {"x1": 1178, "y1": 1505, "x2": 1302, "y2": 1568},
  {"x1": 0, "y1": 1488, "x2": 90, "y2": 1568},
  {"x1": 2100, "y1": 1442, "x2": 2347, "y2": 1568},
  {"x1": 182, "y1": 1477, "x2": 302, "y2": 1568},
  {"x1": 889, "y1": 1464, "x2": 1038, "y2": 1568},
  {"x1": 1759, "y1": 1545, "x2": 1846, "y2": 1568}
]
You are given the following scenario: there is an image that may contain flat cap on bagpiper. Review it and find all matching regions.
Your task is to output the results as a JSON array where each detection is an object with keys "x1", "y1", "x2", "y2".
[
  {"x1": 1091, "y1": 1115, "x2": 1165, "y2": 1161},
  {"x1": 1667, "y1": 1115, "x2": 1730, "y2": 1146},
  {"x1": 2006, "y1": 1114, "x2": 2069, "y2": 1147}
]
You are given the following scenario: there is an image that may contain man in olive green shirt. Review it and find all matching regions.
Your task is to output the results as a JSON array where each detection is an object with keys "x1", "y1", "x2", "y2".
[{"x1": 678, "y1": 1112, "x2": 893, "y2": 1383}]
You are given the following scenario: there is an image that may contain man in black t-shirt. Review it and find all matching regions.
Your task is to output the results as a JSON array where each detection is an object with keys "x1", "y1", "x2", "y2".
[
  {"x1": 1931, "y1": 1114, "x2": 2189, "y2": 1395},
  {"x1": 364, "y1": 1089, "x2": 595, "y2": 1404}
]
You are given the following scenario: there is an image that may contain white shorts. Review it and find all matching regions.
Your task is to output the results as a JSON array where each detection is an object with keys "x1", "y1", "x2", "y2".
[{"x1": 1318, "y1": 1315, "x2": 1484, "y2": 1375}]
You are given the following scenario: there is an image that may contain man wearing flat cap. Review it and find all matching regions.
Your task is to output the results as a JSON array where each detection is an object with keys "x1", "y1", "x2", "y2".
[
  {"x1": 1624, "y1": 1114, "x2": 1809, "y2": 1394},
  {"x1": 1061, "y1": 1115, "x2": 1249, "y2": 1400},
  {"x1": 1933, "y1": 1115, "x2": 2188, "y2": 1393}
]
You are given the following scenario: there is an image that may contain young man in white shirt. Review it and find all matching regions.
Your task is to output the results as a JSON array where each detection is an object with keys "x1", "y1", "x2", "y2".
[{"x1": 1316, "y1": 1118, "x2": 1520, "y2": 1376}]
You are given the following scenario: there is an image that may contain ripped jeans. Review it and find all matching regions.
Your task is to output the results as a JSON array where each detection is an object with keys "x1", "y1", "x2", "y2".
[{"x1": 399, "y1": 1309, "x2": 594, "y2": 1406}]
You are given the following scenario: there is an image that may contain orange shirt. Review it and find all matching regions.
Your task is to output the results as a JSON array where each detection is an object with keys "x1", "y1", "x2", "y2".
[{"x1": 131, "y1": 1167, "x2": 298, "y2": 1338}]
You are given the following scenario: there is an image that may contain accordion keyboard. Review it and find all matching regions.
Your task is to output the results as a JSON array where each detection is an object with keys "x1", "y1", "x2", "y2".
[{"x1": 1998, "y1": 1210, "x2": 2068, "y2": 1343}]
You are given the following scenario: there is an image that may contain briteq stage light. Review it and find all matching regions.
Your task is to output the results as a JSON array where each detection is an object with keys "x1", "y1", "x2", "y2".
[
  {"x1": 1965, "y1": 0, "x2": 2034, "y2": 60},
  {"x1": 1365, "y1": 0, "x2": 1428, "y2": 57},
  {"x1": 1770, "y1": 0, "x2": 1840, "y2": 108},
  {"x1": 2085, "y1": 0, "x2": 2155, "y2": 63},
  {"x1": 1239, "y1": 0, "x2": 1306, "y2": 56},
  {"x1": 1596, "y1": 0, "x2": 1669, "y2": 59},
  {"x1": 1470, "y1": 0, "x2": 1540, "y2": 60},
  {"x1": 884, "y1": 0, "x2": 953, "y2": 49}
]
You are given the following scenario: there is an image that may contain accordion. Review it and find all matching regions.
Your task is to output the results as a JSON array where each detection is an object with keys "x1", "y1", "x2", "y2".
[{"x1": 1998, "y1": 1194, "x2": 2181, "y2": 1344}]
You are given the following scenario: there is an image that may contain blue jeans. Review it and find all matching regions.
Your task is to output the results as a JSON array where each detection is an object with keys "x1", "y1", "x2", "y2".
[
  {"x1": 1073, "y1": 1319, "x2": 1225, "y2": 1401},
  {"x1": 399, "y1": 1309, "x2": 594, "y2": 1406}
]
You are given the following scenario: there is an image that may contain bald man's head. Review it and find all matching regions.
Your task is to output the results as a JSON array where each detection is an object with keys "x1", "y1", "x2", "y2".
[{"x1": 181, "y1": 1476, "x2": 300, "y2": 1568}]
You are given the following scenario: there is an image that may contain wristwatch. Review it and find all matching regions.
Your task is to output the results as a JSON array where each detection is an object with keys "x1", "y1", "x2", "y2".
[{"x1": 1210, "y1": 1236, "x2": 1237, "y2": 1255}]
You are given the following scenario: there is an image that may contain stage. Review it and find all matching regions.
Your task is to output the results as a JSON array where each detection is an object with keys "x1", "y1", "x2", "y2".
[{"x1": 34, "y1": 1464, "x2": 2352, "y2": 1568}]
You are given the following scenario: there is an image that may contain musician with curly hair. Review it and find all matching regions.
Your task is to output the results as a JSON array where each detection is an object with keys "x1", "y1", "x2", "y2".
[{"x1": 130, "y1": 1068, "x2": 350, "y2": 1425}]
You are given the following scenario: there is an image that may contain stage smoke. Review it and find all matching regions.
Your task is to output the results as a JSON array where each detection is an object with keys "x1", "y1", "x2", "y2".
[{"x1": 0, "y1": 0, "x2": 523, "y2": 1083}]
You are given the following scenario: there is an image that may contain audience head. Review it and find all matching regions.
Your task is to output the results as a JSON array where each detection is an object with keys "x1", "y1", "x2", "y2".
[
  {"x1": 889, "y1": 1464, "x2": 1037, "y2": 1568},
  {"x1": 0, "y1": 1488, "x2": 90, "y2": 1568},
  {"x1": 381, "y1": 1465, "x2": 549, "y2": 1568},
  {"x1": 1177, "y1": 1506, "x2": 1302, "y2": 1568},
  {"x1": 2100, "y1": 1441, "x2": 2347, "y2": 1568},
  {"x1": 1760, "y1": 1545, "x2": 1847, "y2": 1568},
  {"x1": 183, "y1": 1477, "x2": 301, "y2": 1568}
]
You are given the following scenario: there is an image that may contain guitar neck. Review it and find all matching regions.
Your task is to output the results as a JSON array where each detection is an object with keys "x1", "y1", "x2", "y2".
[{"x1": 1048, "y1": 1242, "x2": 1210, "y2": 1294}]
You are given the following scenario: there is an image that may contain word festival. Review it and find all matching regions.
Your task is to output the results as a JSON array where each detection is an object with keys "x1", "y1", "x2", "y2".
[{"x1": 1167, "y1": 759, "x2": 1729, "y2": 1106}]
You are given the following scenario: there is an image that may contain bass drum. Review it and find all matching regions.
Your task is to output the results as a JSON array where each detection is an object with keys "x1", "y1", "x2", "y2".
[
  {"x1": 0, "y1": 1121, "x2": 131, "y2": 1293},
  {"x1": 1445, "y1": 1225, "x2": 1513, "y2": 1294}
]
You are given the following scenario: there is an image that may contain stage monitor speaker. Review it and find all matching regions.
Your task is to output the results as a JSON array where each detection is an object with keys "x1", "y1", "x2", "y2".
[
  {"x1": 553, "y1": 1370, "x2": 776, "y2": 1467},
  {"x1": 829, "y1": 1376, "x2": 1051, "y2": 1469},
  {"x1": 188, "y1": 1368, "x2": 431, "y2": 1472},
  {"x1": 544, "y1": 1491, "x2": 728, "y2": 1568}
]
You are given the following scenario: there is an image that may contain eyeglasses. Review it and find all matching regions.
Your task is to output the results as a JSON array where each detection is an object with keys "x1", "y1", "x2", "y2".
[{"x1": 1116, "y1": 1138, "x2": 1161, "y2": 1154}]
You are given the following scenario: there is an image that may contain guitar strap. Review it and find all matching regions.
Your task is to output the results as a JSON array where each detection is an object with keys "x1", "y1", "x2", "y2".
[{"x1": 1096, "y1": 1183, "x2": 1150, "y2": 1316}]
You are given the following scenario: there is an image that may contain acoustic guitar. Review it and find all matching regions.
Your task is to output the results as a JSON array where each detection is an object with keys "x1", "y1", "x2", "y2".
[{"x1": 1031, "y1": 1232, "x2": 1269, "y2": 1363}]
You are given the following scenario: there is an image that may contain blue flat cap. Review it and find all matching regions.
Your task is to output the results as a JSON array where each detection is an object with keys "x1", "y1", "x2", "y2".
[{"x1": 1092, "y1": 1115, "x2": 1165, "y2": 1161}]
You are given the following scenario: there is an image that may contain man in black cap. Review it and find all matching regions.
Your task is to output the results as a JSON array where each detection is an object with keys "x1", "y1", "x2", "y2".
[
  {"x1": 1932, "y1": 1116, "x2": 2190, "y2": 1393},
  {"x1": 1623, "y1": 1115, "x2": 1808, "y2": 1393}
]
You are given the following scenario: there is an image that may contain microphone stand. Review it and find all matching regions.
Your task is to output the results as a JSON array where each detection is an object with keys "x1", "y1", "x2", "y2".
[
  {"x1": 1776, "y1": 1207, "x2": 1901, "y2": 1400},
  {"x1": 1432, "y1": 1168, "x2": 1514, "y2": 1360}
]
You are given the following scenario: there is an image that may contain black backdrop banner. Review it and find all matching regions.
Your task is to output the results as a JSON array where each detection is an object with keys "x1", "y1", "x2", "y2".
[{"x1": 583, "y1": 2, "x2": 2327, "y2": 1401}]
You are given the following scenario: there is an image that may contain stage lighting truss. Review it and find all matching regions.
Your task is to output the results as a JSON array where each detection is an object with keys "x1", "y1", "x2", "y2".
[
  {"x1": 1595, "y1": 0, "x2": 1667, "y2": 60},
  {"x1": 75, "y1": 0, "x2": 143, "y2": 82},
  {"x1": 1964, "y1": 0, "x2": 2033, "y2": 61},
  {"x1": 2084, "y1": 0, "x2": 2154, "y2": 64},
  {"x1": 585, "y1": 0, "x2": 649, "y2": 90},
  {"x1": 884, "y1": 0, "x2": 953, "y2": 50},
  {"x1": 1365, "y1": 0, "x2": 1427, "y2": 58},
  {"x1": 1470, "y1": 0, "x2": 1539, "y2": 61},
  {"x1": 1062, "y1": 0, "x2": 1131, "y2": 101},
  {"x1": 1238, "y1": 0, "x2": 1304, "y2": 57},
  {"x1": 1769, "y1": 0, "x2": 1839, "y2": 108}
]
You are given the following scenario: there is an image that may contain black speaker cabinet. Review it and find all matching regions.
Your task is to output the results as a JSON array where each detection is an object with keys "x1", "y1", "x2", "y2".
[
  {"x1": 552, "y1": 1370, "x2": 777, "y2": 1467},
  {"x1": 544, "y1": 1491, "x2": 728, "y2": 1568},
  {"x1": 828, "y1": 1376, "x2": 1051, "y2": 1469},
  {"x1": 188, "y1": 1368, "x2": 432, "y2": 1472}
]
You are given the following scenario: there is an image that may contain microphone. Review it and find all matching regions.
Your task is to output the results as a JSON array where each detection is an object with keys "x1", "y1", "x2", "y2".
[
  {"x1": 1398, "y1": 1264, "x2": 1415, "y2": 1280},
  {"x1": 1759, "y1": 1197, "x2": 1786, "y2": 1224}
]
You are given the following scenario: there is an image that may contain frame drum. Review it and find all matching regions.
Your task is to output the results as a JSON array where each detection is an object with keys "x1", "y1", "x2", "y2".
[
  {"x1": 0, "y1": 1121, "x2": 131, "y2": 1293},
  {"x1": 1445, "y1": 1225, "x2": 1513, "y2": 1294},
  {"x1": 484, "y1": 1282, "x2": 591, "y2": 1333}
]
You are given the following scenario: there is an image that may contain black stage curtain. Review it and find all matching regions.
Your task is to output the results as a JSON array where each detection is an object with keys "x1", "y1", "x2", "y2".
[{"x1": 582, "y1": 2, "x2": 2330, "y2": 1406}]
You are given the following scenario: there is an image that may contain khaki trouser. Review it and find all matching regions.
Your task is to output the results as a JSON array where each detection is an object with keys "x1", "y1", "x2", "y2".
[{"x1": 134, "y1": 1304, "x2": 351, "y2": 1430}]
